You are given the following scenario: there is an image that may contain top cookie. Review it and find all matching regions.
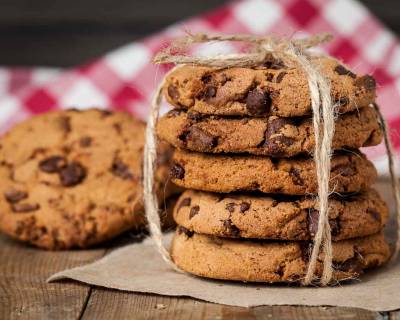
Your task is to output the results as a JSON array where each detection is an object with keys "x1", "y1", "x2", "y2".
[
  {"x1": 0, "y1": 109, "x2": 176, "y2": 249},
  {"x1": 164, "y1": 56, "x2": 376, "y2": 117}
]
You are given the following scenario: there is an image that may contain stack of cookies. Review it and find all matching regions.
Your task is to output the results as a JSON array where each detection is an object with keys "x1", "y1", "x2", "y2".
[{"x1": 157, "y1": 56, "x2": 391, "y2": 283}]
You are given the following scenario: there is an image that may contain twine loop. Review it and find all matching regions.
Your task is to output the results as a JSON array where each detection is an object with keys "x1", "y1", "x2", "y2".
[{"x1": 144, "y1": 32, "x2": 400, "y2": 286}]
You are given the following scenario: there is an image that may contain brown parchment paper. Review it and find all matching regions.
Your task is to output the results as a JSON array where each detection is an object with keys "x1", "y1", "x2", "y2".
[{"x1": 48, "y1": 181, "x2": 400, "y2": 311}]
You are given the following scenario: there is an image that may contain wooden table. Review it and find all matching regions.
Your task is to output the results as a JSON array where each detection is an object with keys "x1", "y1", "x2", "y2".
[{"x1": 1, "y1": 230, "x2": 399, "y2": 320}]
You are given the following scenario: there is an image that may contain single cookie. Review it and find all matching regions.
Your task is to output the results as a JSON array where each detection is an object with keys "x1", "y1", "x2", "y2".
[
  {"x1": 173, "y1": 189, "x2": 388, "y2": 241},
  {"x1": 157, "y1": 106, "x2": 382, "y2": 157},
  {"x1": 164, "y1": 56, "x2": 376, "y2": 117},
  {"x1": 0, "y1": 109, "x2": 177, "y2": 249},
  {"x1": 171, "y1": 150, "x2": 376, "y2": 195},
  {"x1": 171, "y1": 230, "x2": 390, "y2": 283}
]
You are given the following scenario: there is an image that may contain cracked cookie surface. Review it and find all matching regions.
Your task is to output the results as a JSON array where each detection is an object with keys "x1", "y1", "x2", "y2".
[
  {"x1": 171, "y1": 150, "x2": 376, "y2": 195},
  {"x1": 157, "y1": 106, "x2": 382, "y2": 157},
  {"x1": 173, "y1": 189, "x2": 388, "y2": 241},
  {"x1": 171, "y1": 230, "x2": 390, "y2": 283},
  {"x1": 164, "y1": 56, "x2": 376, "y2": 117},
  {"x1": 0, "y1": 109, "x2": 175, "y2": 249}
]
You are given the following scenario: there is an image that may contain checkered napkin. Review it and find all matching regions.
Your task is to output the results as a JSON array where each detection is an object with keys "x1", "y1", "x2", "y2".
[{"x1": 0, "y1": 0, "x2": 399, "y2": 174}]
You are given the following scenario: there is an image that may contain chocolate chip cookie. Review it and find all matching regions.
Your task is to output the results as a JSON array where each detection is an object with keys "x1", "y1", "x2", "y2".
[
  {"x1": 171, "y1": 230, "x2": 390, "y2": 283},
  {"x1": 157, "y1": 106, "x2": 382, "y2": 157},
  {"x1": 173, "y1": 189, "x2": 388, "y2": 241},
  {"x1": 171, "y1": 150, "x2": 376, "y2": 195},
  {"x1": 0, "y1": 109, "x2": 176, "y2": 249},
  {"x1": 164, "y1": 56, "x2": 376, "y2": 117}
]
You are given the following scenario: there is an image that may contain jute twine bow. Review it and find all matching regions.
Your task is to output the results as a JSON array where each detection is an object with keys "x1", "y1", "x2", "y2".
[{"x1": 144, "y1": 32, "x2": 400, "y2": 286}]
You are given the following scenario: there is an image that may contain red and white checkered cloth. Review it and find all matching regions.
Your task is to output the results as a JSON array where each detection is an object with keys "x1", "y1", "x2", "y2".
[{"x1": 0, "y1": 0, "x2": 399, "y2": 174}]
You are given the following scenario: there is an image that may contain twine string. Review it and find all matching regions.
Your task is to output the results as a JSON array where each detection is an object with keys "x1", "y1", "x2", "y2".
[{"x1": 144, "y1": 32, "x2": 400, "y2": 286}]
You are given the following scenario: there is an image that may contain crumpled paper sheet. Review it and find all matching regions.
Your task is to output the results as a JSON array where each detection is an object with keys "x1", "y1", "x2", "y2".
[{"x1": 48, "y1": 232, "x2": 400, "y2": 311}]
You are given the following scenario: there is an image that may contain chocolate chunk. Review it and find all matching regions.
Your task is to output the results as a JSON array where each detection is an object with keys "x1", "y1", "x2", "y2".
[
  {"x1": 170, "y1": 164, "x2": 185, "y2": 179},
  {"x1": 4, "y1": 190, "x2": 28, "y2": 203},
  {"x1": 59, "y1": 162, "x2": 87, "y2": 187},
  {"x1": 275, "y1": 265, "x2": 285, "y2": 277},
  {"x1": 177, "y1": 226, "x2": 194, "y2": 237},
  {"x1": 263, "y1": 117, "x2": 295, "y2": 155},
  {"x1": 189, "y1": 205, "x2": 200, "y2": 219},
  {"x1": 265, "y1": 73, "x2": 274, "y2": 81},
  {"x1": 334, "y1": 65, "x2": 356, "y2": 78},
  {"x1": 355, "y1": 75, "x2": 376, "y2": 90},
  {"x1": 334, "y1": 256, "x2": 363, "y2": 274},
  {"x1": 12, "y1": 202, "x2": 40, "y2": 213},
  {"x1": 177, "y1": 197, "x2": 191, "y2": 211},
  {"x1": 222, "y1": 219, "x2": 240, "y2": 237},
  {"x1": 166, "y1": 109, "x2": 183, "y2": 117},
  {"x1": 111, "y1": 160, "x2": 133, "y2": 180},
  {"x1": 240, "y1": 202, "x2": 250, "y2": 213},
  {"x1": 290, "y1": 168, "x2": 304, "y2": 186},
  {"x1": 276, "y1": 72, "x2": 287, "y2": 83},
  {"x1": 307, "y1": 209, "x2": 319, "y2": 237},
  {"x1": 79, "y1": 136, "x2": 92, "y2": 147},
  {"x1": 308, "y1": 209, "x2": 340, "y2": 237},
  {"x1": 184, "y1": 127, "x2": 218, "y2": 152},
  {"x1": 59, "y1": 116, "x2": 71, "y2": 133},
  {"x1": 263, "y1": 56, "x2": 286, "y2": 69},
  {"x1": 39, "y1": 156, "x2": 67, "y2": 173},
  {"x1": 338, "y1": 96, "x2": 349, "y2": 106},
  {"x1": 334, "y1": 164, "x2": 355, "y2": 177},
  {"x1": 201, "y1": 74, "x2": 212, "y2": 83},
  {"x1": 367, "y1": 207, "x2": 381, "y2": 222},
  {"x1": 225, "y1": 202, "x2": 236, "y2": 213},
  {"x1": 167, "y1": 84, "x2": 180, "y2": 100},
  {"x1": 204, "y1": 86, "x2": 217, "y2": 99},
  {"x1": 246, "y1": 89, "x2": 271, "y2": 116}
]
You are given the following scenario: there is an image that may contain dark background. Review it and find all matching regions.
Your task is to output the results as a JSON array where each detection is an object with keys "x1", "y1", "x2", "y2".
[{"x1": 0, "y1": 0, "x2": 399, "y2": 67}]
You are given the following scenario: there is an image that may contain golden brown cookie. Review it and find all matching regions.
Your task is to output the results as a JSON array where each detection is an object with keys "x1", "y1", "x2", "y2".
[
  {"x1": 173, "y1": 189, "x2": 388, "y2": 241},
  {"x1": 171, "y1": 230, "x2": 390, "y2": 283},
  {"x1": 171, "y1": 150, "x2": 376, "y2": 195},
  {"x1": 157, "y1": 106, "x2": 382, "y2": 157},
  {"x1": 0, "y1": 109, "x2": 176, "y2": 249},
  {"x1": 164, "y1": 56, "x2": 376, "y2": 117}
]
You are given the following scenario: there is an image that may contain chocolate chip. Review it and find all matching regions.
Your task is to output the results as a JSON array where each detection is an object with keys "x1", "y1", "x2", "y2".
[
  {"x1": 334, "y1": 256, "x2": 363, "y2": 274},
  {"x1": 204, "y1": 86, "x2": 217, "y2": 99},
  {"x1": 367, "y1": 207, "x2": 381, "y2": 222},
  {"x1": 225, "y1": 203, "x2": 236, "y2": 213},
  {"x1": 187, "y1": 112, "x2": 203, "y2": 122},
  {"x1": 334, "y1": 164, "x2": 355, "y2": 177},
  {"x1": 111, "y1": 160, "x2": 133, "y2": 180},
  {"x1": 246, "y1": 89, "x2": 271, "y2": 116},
  {"x1": 59, "y1": 162, "x2": 87, "y2": 187},
  {"x1": 4, "y1": 190, "x2": 28, "y2": 203},
  {"x1": 59, "y1": 116, "x2": 71, "y2": 133},
  {"x1": 240, "y1": 202, "x2": 250, "y2": 213},
  {"x1": 222, "y1": 219, "x2": 240, "y2": 237},
  {"x1": 263, "y1": 56, "x2": 286, "y2": 69},
  {"x1": 177, "y1": 197, "x2": 191, "y2": 211},
  {"x1": 79, "y1": 136, "x2": 92, "y2": 147},
  {"x1": 177, "y1": 226, "x2": 194, "y2": 237},
  {"x1": 113, "y1": 123, "x2": 122, "y2": 135},
  {"x1": 170, "y1": 164, "x2": 185, "y2": 179},
  {"x1": 189, "y1": 205, "x2": 200, "y2": 219},
  {"x1": 166, "y1": 109, "x2": 183, "y2": 117},
  {"x1": 276, "y1": 72, "x2": 287, "y2": 83},
  {"x1": 334, "y1": 65, "x2": 356, "y2": 78},
  {"x1": 262, "y1": 118, "x2": 295, "y2": 155},
  {"x1": 290, "y1": 168, "x2": 304, "y2": 186},
  {"x1": 307, "y1": 209, "x2": 319, "y2": 237},
  {"x1": 201, "y1": 74, "x2": 212, "y2": 83},
  {"x1": 100, "y1": 110, "x2": 112, "y2": 117},
  {"x1": 308, "y1": 209, "x2": 340, "y2": 237},
  {"x1": 183, "y1": 127, "x2": 218, "y2": 152},
  {"x1": 275, "y1": 265, "x2": 285, "y2": 277},
  {"x1": 11, "y1": 202, "x2": 40, "y2": 213},
  {"x1": 167, "y1": 84, "x2": 180, "y2": 100},
  {"x1": 355, "y1": 75, "x2": 376, "y2": 90},
  {"x1": 39, "y1": 156, "x2": 67, "y2": 173},
  {"x1": 338, "y1": 96, "x2": 349, "y2": 106}
]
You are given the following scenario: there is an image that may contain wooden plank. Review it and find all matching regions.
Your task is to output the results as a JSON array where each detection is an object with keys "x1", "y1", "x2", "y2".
[
  {"x1": 81, "y1": 289, "x2": 384, "y2": 320},
  {"x1": 0, "y1": 234, "x2": 105, "y2": 320}
]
